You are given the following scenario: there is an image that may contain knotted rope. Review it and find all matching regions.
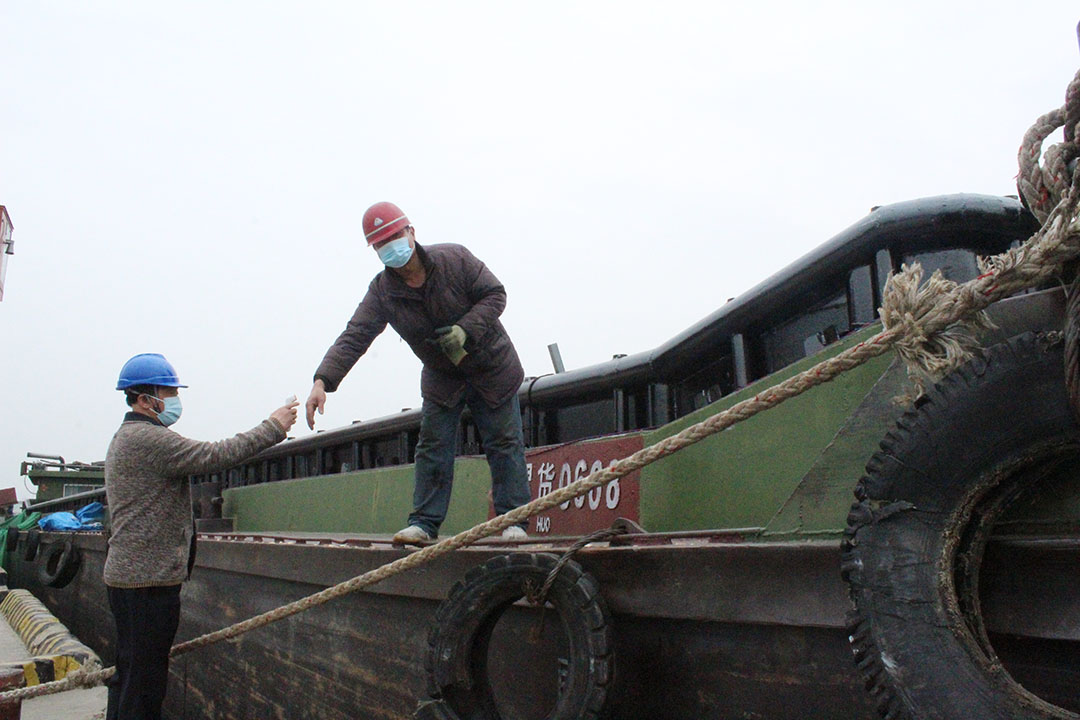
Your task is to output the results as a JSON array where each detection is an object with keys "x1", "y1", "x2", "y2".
[
  {"x1": 882, "y1": 66, "x2": 1080, "y2": 399},
  {"x1": 5, "y1": 67, "x2": 1080, "y2": 710},
  {"x1": 1018, "y1": 68, "x2": 1080, "y2": 224},
  {"x1": 1016, "y1": 63, "x2": 1080, "y2": 418}
]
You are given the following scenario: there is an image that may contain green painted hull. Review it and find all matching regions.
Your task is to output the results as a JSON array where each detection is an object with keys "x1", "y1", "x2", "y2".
[{"x1": 222, "y1": 314, "x2": 1077, "y2": 540}]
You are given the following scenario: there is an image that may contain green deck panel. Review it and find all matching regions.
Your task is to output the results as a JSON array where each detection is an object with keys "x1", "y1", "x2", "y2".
[
  {"x1": 639, "y1": 325, "x2": 892, "y2": 534},
  {"x1": 221, "y1": 458, "x2": 493, "y2": 534},
  {"x1": 224, "y1": 324, "x2": 911, "y2": 538},
  {"x1": 761, "y1": 356, "x2": 907, "y2": 536}
]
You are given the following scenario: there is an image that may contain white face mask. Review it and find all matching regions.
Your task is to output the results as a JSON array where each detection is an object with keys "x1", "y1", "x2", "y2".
[
  {"x1": 376, "y1": 236, "x2": 414, "y2": 268},
  {"x1": 145, "y1": 394, "x2": 183, "y2": 426}
]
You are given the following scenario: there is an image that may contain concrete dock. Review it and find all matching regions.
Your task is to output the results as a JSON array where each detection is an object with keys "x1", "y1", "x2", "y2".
[
  {"x1": 22, "y1": 686, "x2": 107, "y2": 720},
  {"x1": 0, "y1": 596, "x2": 106, "y2": 719}
]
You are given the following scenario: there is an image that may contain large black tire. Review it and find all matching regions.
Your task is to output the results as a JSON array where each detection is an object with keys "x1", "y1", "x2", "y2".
[
  {"x1": 419, "y1": 552, "x2": 613, "y2": 720},
  {"x1": 842, "y1": 332, "x2": 1079, "y2": 719},
  {"x1": 38, "y1": 539, "x2": 80, "y2": 589}
]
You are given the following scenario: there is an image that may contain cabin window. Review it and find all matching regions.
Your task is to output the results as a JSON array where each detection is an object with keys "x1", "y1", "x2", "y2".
[
  {"x1": 732, "y1": 335, "x2": 749, "y2": 389},
  {"x1": 521, "y1": 406, "x2": 540, "y2": 448},
  {"x1": 760, "y1": 288, "x2": 849, "y2": 374},
  {"x1": 365, "y1": 434, "x2": 413, "y2": 467},
  {"x1": 649, "y1": 383, "x2": 671, "y2": 427},
  {"x1": 370, "y1": 437, "x2": 399, "y2": 466},
  {"x1": 672, "y1": 353, "x2": 735, "y2": 416},
  {"x1": 543, "y1": 398, "x2": 616, "y2": 444},
  {"x1": 902, "y1": 248, "x2": 979, "y2": 283},
  {"x1": 874, "y1": 249, "x2": 893, "y2": 304},
  {"x1": 615, "y1": 386, "x2": 652, "y2": 432},
  {"x1": 326, "y1": 446, "x2": 352, "y2": 474},
  {"x1": 459, "y1": 419, "x2": 481, "y2": 454},
  {"x1": 848, "y1": 265, "x2": 876, "y2": 327},
  {"x1": 358, "y1": 442, "x2": 374, "y2": 469},
  {"x1": 62, "y1": 484, "x2": 97, "y2": 497}
]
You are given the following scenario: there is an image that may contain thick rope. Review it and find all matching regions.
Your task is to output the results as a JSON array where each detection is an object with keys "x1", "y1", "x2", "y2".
[
  {"x1": 0, "y1": 666, "x2": 114, "y2": 704},
  {"x1": 891, "y1": 164, "x2": 1080, "y2": 395},
  {"x1": 1065, "y1": 271, "x2": 1080, "y2": 418},
  {"x1": 1018, "y1": 69, "x2": 1080, "y2": 223},
  {"x1": 6, "y1": 68, "x2": 1080, "y2": 709}
]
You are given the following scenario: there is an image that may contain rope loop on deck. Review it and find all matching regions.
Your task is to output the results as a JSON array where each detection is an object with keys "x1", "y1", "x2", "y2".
[{"x1": 523, "y1": 524, "x2": 629, "y2": 607}]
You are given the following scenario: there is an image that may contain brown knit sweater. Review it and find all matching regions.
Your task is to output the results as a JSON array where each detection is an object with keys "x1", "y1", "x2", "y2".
[{"x1": 103, "y1": 413, "x2": 285, "y2": 588}]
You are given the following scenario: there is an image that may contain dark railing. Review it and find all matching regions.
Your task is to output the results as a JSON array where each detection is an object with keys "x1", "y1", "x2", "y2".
[{"x1": 26, "y1": 488, "x2": 106, "y2": 515}]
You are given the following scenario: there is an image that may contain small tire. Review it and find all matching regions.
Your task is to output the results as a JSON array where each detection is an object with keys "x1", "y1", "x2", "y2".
[
  {"x1": 422, "y1": 552, "x2": 613, "y2": 720},
  {"x1": 23, "y1": 530, "x2": 40, "y2": 562},
  {"x1": 38, "y1": 540, "x2": 80, "y2": 589},
  {"x1": 843, "y1": 332, "x2": 1080, "y2": 719},
  {"x1": 4, "y1": 529, "x2": 19, "y2": 553}
]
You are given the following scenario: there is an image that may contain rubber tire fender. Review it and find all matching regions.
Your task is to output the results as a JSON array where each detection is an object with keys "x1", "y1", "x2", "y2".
[
  {"x1": 4, "y1": 528, "x2": 18, "y2": 553},
  {"x1": 842, "y1": 332, "x2": 1079, "y2": 719},
  {"x1": 23, "y1": 530, "x2": 40, "y2": 562},
  {"x1": 419, "y1": 552, "x2": 613, "y2": 720},
  {"x1": 38, "y1": 539, "x2": 81, "y2": 589}
]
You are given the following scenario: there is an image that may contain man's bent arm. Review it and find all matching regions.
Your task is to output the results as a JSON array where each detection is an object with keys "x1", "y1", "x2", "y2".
[
  {"x1": 314, "y1": 287, "x2": 389, "y2": 392},
  {"x1": 454, "y1": 248, "x2": 507, "y2": 343}
]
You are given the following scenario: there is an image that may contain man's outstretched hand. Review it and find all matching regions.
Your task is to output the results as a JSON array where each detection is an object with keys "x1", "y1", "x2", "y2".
[
  {"x1": 271, "y1": 398, "x2": 300, "y2": 433},
  {"x1": 306, "y1": 380, "x2": 327, "y2": 429}
]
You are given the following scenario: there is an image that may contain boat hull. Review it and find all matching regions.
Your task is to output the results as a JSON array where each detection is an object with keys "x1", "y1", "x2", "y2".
[{"x1": 7, "y1": 531, "x2": 1077, "y2": 719}]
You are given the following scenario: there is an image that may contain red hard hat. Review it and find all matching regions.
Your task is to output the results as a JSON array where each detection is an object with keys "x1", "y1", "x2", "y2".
[{"x1": 362, "y1": 202, "x2": 410, "y2": 246}]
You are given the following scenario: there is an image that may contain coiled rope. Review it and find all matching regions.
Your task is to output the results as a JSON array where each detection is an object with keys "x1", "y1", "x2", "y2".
[
  {"x1": 4, "y1": 66, "x2": 1080, "y2": 708},
  {"x1": 1024, "y1": 42, "x2": 1080, "y2": 418}
]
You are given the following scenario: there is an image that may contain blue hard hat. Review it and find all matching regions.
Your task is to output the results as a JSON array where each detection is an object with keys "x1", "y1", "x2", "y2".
[{"x1": 116, "y1": 353, "x2": 188, "y2": 390}]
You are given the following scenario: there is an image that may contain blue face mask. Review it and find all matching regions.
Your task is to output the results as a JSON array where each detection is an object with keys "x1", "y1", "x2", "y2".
[
  {"x1": 376, "y1": 236, "x2": 414, "y2": 268},
  {"x1": 149, "y1": 395, "x2": 183, "y2": 426}
]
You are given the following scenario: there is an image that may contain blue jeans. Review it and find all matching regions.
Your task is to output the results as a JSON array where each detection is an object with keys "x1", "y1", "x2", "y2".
[{"x1": 409, "y1": 389, "x2": 530, "y2": 536}]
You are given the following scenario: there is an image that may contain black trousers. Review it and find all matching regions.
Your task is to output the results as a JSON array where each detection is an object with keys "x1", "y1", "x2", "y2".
[{"x1": 106, "y1": 584, "x2": 182, "y2": 720}]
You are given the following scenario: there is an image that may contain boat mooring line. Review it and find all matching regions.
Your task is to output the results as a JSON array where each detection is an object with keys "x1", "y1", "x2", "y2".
[{"x1": 3, "y1": 66, "x2": 1080, "y2": 708}]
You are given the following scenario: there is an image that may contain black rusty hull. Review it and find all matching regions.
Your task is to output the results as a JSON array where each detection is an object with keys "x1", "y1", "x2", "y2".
[{"x1": 6, "y1": 532, "x2": 1078, "y2": 720}]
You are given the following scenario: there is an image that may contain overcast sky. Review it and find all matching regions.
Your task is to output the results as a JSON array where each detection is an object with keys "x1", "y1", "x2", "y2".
[{"x1": 1, "y1": 2, "x2": 1078, "y2": 500}]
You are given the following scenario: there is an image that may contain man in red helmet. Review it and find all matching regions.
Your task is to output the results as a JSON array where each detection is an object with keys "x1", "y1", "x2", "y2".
[{"x1": 305, "y1": 201, "x2": 531, "y2": 543}]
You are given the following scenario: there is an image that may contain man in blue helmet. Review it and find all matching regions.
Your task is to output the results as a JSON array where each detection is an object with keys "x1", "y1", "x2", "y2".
[{"x1": 104, "y1": 353, "x2": 299, "y2": 720}]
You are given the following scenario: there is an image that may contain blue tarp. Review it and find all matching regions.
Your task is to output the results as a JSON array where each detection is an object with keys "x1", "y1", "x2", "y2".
[
  {"x1": 37, "y1": 501, "x2": 105, "y2": 532},
  {"x1": 76, "y1": 501, "x2": 104, "y2": 525}
]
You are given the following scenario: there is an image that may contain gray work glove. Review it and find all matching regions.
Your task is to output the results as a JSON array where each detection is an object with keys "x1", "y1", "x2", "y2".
[{"x1": 434, "y1": 325, "x2": 468, "y2": 366}]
